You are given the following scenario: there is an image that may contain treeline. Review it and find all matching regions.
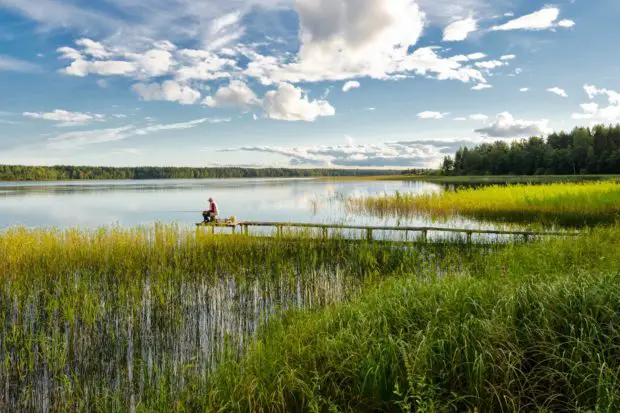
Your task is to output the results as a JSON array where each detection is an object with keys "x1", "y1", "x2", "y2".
[
  {"x1": 0, "y1": 165, "x2": 399, "y2": 182},
  {"x1": 442, "y1": 124, "x2": 620, "y2": 175}
]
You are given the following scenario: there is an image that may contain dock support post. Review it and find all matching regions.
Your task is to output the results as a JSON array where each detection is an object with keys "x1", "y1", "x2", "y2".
[
  {"x1": 322, "y1": 228, "x2": 328, "y2": 238},
  {"x1": 466, "y1": 231, "x2": 472, "y2": 243},
  {"x1": 210, "y1": 226, "x2": 215, "y2": 235},
  {"x1": 243, "y1": 224, "x2": 249, "y2": 236},
  {"x1": 523, "y1": 234, "x2": 530, "y2": 242},
  {"x1": 231, "y1": 226, "x2": 236, "y2": 235},
  {"x1": 366, "y1": 228, "x2": 373, "y2": 241},
  {"x1": 420, "y1": 229, "x2": 428, "y2": 243}
]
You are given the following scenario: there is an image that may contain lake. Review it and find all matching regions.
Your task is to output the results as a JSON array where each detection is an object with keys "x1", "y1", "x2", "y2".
[{"x1": 0, "y1": 178, "x2": 503, "y2": 234}]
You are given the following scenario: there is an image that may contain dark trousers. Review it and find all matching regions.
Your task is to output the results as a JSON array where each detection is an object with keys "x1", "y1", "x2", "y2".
[{"x1": 203, "y1": 211, "x2": 217, "y2": 222}]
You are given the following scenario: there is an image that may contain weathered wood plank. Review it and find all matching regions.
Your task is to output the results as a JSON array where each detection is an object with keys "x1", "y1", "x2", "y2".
[{"x1": 234, "y1": 221, "x2": 580, "y2": 237}]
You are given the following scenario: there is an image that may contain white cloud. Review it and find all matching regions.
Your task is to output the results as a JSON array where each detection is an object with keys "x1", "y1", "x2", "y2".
[
  {"x1": 203, "y1": 80, "x2": 260, "y2": 108},
  {"x1": 466, "y1": 52, "x2": 487, "y2": 60},
  {"x1": 572, "y1": 85, "x2": 620, "y2": 121},
  {"x1": 500, "y1": 54, "x2": 516, "y2": 60},
  {"x1": 418, "y1": 111, "x2": 448, "y2": 120},
  {"x1": 453, "y1": 117, "x2": 467, "y2": 121},
  {"x1": 0, "y1": 55, "x2": 40, "y2": 72},
  {"x1": 342, "y1": 80, "x2": 361, "y2": 92},
  {"x1": 47, "y1": 117, "x2": 216, "y2": 149},
  {"x1": 219, "y1": 139, "x2": 479, "y2": 168},
  {"x1": 262, "y1": 83, "x2": 335, "y2": 122},
  {"x1": 491, "y1": 7, "x2": 566, "y2": 31},
  {"x1": 475, "y1": 112, "x2": 552, "y2": 138},
  {"x1": 475, "y1": 60, "x2": 504, "y2": 70},
  {"x1": 547, "y1": 87, "x2": 567, "y2": 98},
  {"x1": 132, "y1": 80, "x2": 201, "y2": 104},
  {"x1": 471, "y1": 83, "x2": 492, "y2": 91},
  {"x1": 469, "y1": 113, "x2": 488, "y2": 121},
  {"x1": 557, "y1": 19, "x2": 575, "y2": 28},
  {"x1": 442, "y1": 16, "x2": 477, "y2": 42},
  {"x1": 520, "y1": 87, "x2": 529, "y2": 92},
  {"x1": 23, "y1": 109, "x2": 105, "y2": 126}
]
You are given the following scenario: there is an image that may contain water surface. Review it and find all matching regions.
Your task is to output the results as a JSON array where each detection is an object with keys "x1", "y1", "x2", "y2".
[{"x1": 0, "y1": 178, "x2": 504, "y2": 235}]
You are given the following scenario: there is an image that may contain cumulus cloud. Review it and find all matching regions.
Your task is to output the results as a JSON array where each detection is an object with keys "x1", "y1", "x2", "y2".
[
  {"x1": 418, "y1": 111, "x2": 448, "y2": 120},
  {"x1": 262, "y1": 83, "x2": 335, "y2": 122},
  {"x1": 218, "y1": 139, "x2": 480, "y2": 168},
  {"x1": 23, "y1": 109, "x2": 105, "y2": 126},
  {"x1": 47, "y1": 118, "x2": 218, "y2": 149},
  {"x1": 572, "y1": 84, "x2": 620, "y2": 121},
  {"x1": 475, "y1": 112, "x2": 552, "y2": 138},
  {"x1": 132, "y1": 80, "x2": 201, "y2": 104},
  {"x1": 491, "y1": 7, "x2": 572, "y2": 31},
  {"x1": 203, "y1": 80, "x2": 260, "y2": 108},
  {"x1": 520, "y1": 87, "x2": 530, "y2": 92},
  {"x1": 547, "y1": 87, "x2": 567, "y2": 98},
  {"x1": 500, "y1": 54, "x2": 516, "y2": 60},
  {"x1": 442, "y1": 16, "x2": 477, "y2": 42},
  {"x1": 342, "y1": 80, "x2": 360, "y2": 92}
]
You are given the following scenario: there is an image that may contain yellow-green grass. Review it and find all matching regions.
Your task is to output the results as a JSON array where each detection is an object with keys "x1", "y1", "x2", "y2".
[
  {"x1": 321, "y1": 174, "x2": 620, "y2": 185},
  {"x1": 205, "y1": 226, "x2": 620, "y2": 412},
  {"x1": 350, "y1": 181, "x2": 620, "y2": 227},
  {"x1": 0, "y1": 225, "x2": 481, "y2": 411}
]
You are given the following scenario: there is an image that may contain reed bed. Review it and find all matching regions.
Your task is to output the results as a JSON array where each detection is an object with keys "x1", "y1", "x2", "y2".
[
  {"x1": 204, "y1": 226, "x2": 620, "y2": 412},
  {"x1": 0, "y1": 225, "x2": 482, "y2": 412},
  {"x1": 349, "y1": 181, "x2": 620, "y2": 227}
]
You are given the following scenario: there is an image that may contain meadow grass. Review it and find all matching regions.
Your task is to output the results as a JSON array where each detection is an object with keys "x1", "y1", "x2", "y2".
[
  {"x1": 204, "y1": 226, "x2": 620, "y2": 412},
  {"x1": 349, "y1": 181, "x2": 620, "y2": 227},
  {"x1": 0, "y1": 225, "x2": 482, "y2": 412}
]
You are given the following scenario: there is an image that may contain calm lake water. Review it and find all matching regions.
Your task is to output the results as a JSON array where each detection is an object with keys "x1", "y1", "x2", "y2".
[{"x1": 0, "y1": 178, "x2": 500, "y2": 233}]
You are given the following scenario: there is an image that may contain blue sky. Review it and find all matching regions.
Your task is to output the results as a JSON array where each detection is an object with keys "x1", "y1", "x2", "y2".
[{"x1": 1, "y1": 0, "x2": 619, "y2": 168}]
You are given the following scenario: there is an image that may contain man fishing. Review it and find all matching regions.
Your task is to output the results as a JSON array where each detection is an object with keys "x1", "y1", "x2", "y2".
[{"x1": 203, "y1": 197, "x2": 219, "y2": 223}]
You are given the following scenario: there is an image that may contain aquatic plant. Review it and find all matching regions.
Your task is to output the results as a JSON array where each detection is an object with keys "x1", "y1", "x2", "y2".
[
  {"x1": 0, "y1": 225, "x2": 479, "y2": 411},
  {"x1": 349, "y1": 181, "x2": 620, "y2": 227},
  {"x1": 204, "y1": 226, "x2": 620, "y2": 412}
]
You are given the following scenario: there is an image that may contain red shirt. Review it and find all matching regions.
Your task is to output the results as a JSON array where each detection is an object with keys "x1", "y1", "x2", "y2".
[{"x1": 209, "y1": 201, "x2": 218, "y2": 214}]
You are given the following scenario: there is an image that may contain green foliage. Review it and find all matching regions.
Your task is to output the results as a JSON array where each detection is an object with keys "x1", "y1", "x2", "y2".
[
  {"x1": 0, "y1": 165, "x2": 399, "y2": 181},
  {"x1": 205, "y1": 227, "x2": 620, "y2": 412},
  {"x1": 441, "y1": 124, "x2": 620, "y2": 176},
  {"x1": 351, "y1": 181, "x2": 620, "y2": 228}
]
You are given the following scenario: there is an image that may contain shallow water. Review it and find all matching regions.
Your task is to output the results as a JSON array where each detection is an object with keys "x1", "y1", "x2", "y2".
[{"x1": 0, "y1": 178, "x2": 502, "y2": 235}]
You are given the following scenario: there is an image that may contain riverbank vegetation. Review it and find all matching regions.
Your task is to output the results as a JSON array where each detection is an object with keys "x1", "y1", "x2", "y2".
[
  {"x1": 0, "y1": 165, "x2": 399, "y2": 181},
  {"x1": 206, "y1": 226, "x2": 620, "y2": 412},
  {"x1": 0, "y1": 226, "x2": 482, "y2": 411},
  {"x1": 2, "y1": 225, "x2": 618, "y2": 411},
  {"x1": 441, "y1": 124, "x2": 620, "y2": 176},
  {"x1": 350, "y1": 181, "x2": 620, "y2": 227}
]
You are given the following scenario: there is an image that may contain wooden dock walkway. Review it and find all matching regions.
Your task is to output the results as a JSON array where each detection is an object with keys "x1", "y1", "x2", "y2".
[{"x1": 196, "y1": 221, "x2": 581, "y2": 242}]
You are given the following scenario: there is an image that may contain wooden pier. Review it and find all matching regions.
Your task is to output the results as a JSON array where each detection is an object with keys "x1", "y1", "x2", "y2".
[{"x1": 196, "y1": 221, "x2": 581, "y2": 242}]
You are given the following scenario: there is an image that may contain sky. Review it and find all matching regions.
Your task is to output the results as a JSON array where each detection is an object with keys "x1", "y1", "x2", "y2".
[{"x1": 0, "y1": 0, "x2": 619, "y2": 168}]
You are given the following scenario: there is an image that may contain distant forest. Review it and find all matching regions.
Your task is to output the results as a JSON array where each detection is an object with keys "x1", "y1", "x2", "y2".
[
  {"x1": 0, "y1": 165, "x2": 399, "y2": 181},
  {"x1": 441, "y1": 124, "x2": 620, "y2": 176}
]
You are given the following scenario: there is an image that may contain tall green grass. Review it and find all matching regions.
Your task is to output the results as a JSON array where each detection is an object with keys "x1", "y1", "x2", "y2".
[
  {"x1": 349, "y1": 181, "x2": 620, "y2": 227},
  {"x1": 0, "y1": 225, "x2": 480, "y2": 411},
  {"x1": 204, "y1": 226, "x2": 620, "y2": 412}
]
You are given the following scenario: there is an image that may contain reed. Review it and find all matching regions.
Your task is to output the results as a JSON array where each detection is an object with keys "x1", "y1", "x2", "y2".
[
  {"x1": 349, "y1": 181, "x2": 620, "y2": 227},
  {"x1": 204, "y1": 225, "x2": 620, "y2": 412},
  {"x1": 0, "y1": 225, "x2": 481, "y2": 411}
]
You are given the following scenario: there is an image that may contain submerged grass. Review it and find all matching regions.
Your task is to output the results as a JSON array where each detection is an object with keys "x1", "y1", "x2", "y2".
[
  {"x1": 0, "y1": 225, "x2": 482, "y2": 412},
  {"x1": 205, "y1": 226, "x2": 620, "y2": 412},
  {"x1": 349, "y1": 181, "x2": 620, "y2": 227}
]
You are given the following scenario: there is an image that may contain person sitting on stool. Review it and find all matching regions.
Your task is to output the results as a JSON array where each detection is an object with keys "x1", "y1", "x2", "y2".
[{"x1": 203, "y1": 197, "x2": 219, "y2": 223}]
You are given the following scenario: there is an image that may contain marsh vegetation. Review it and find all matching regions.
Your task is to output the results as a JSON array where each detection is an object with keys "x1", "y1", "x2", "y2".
[{"x1": 1, "y1": 180, "x2": 619, "y2": 411}]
